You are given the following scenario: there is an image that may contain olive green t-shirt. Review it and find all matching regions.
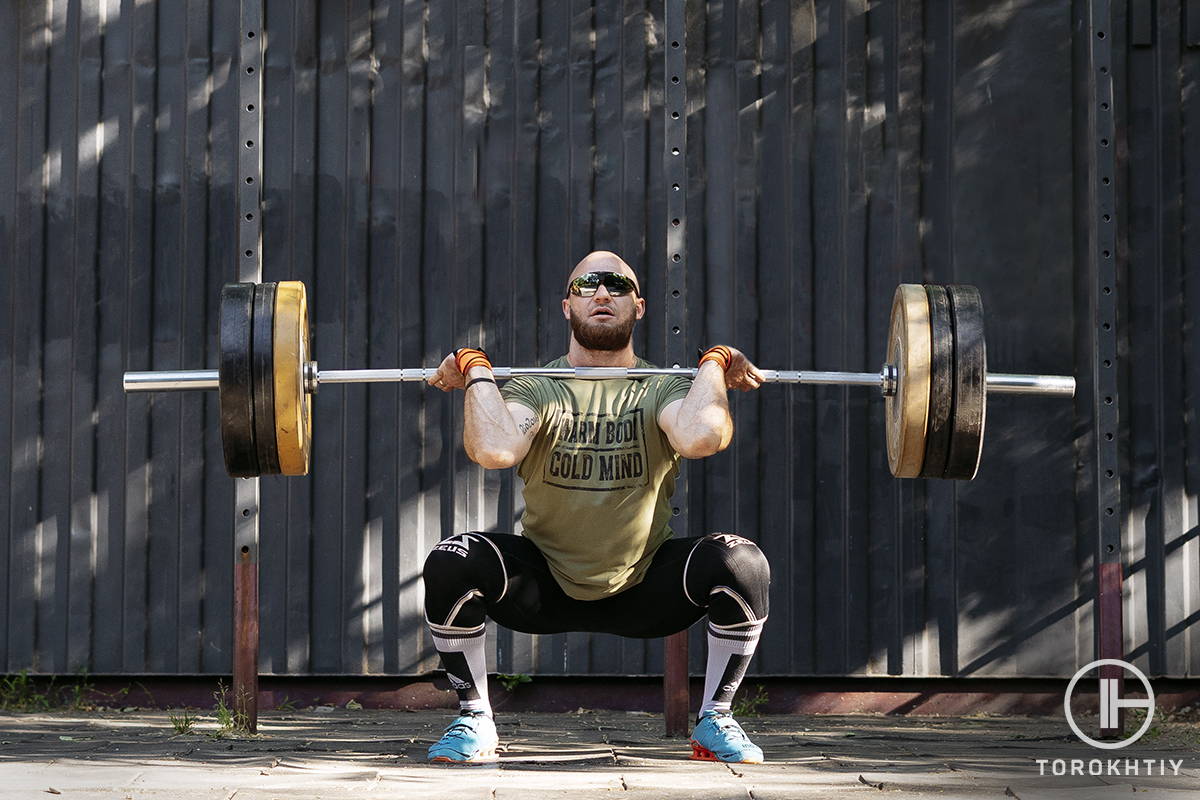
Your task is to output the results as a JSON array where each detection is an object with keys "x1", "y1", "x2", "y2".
[{"x1": 501, "y1": 356, "x2": 692, "y2": 600}]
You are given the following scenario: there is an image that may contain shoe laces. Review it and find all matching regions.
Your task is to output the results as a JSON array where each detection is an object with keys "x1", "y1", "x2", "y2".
[
  {"x1": 442, "y1": 713, "x2": 488, "y2": 740},
  {"x1": 709, "y1": 713, "x2": 751, "y2": 743}
]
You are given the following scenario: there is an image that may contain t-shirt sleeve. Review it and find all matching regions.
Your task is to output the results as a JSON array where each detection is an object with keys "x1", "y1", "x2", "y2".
[
  {"x1": 655, "y1": 375, "x2": 692, "y2": 415},
  {"x1": 500, "y1": 375, "x2": 545, "y2": 416}
]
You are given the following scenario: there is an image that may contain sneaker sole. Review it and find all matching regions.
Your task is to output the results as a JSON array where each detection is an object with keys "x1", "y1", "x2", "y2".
[
  {"x1": 689, "y1": 740, "x2": 763, "y2": 764},
  {"x1": 429, "y1": 742, "x2": 499, "y2": 765},
  {"x1": 430, "y1": 750, "x2": 499, "y2": 764}
]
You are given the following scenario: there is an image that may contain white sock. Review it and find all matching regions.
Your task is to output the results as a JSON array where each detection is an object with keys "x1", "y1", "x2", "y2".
[
  {"x1": 430, "y1": 625, "x2": 491, "y2": 716},
  {"x1": 700, "y1": 618, "x2": 764, "y2": 716}
]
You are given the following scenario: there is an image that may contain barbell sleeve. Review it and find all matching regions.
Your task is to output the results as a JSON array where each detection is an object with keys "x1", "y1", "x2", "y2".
[
  {"x1": 123, "y1": 366, "x2": 1075, "y2": 397},
  {"x1": 124, "y1": 370, "x2": 221, "y2": 392},
  {"x1": 984, "y1": 373, "x2": 1076, "y2": 396}
]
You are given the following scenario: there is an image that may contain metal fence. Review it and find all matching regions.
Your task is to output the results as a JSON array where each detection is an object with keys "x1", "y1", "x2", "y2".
[{"x1": 0, "y1": 0, "x2": 1196, "y2": 679}]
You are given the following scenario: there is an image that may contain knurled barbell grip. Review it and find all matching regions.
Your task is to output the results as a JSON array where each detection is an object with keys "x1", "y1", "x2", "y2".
[{"x1": 123, "y1": 366, "x2": 1076, "y2": 397}]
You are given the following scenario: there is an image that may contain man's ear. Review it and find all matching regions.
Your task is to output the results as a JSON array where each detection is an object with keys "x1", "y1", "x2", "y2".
[
  {"x1": 561, "y1": 297, "x2": 571, "y2": 319},
  {"x1": 635, "y1": 298, "x2": 646, "y2": 319}
]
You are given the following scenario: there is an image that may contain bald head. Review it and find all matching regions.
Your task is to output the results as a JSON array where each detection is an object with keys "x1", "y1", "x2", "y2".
[{"x1": 567, "y1": 251, "x2": 641, "y2": 295}]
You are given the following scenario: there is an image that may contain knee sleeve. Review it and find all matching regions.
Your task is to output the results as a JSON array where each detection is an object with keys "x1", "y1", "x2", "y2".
[
  {"x1": 422, "y1": 533, "x2": 509, "y2": 630},
  {"x1": 683, "y1": 533, "x2": 770, "y2": 624}
]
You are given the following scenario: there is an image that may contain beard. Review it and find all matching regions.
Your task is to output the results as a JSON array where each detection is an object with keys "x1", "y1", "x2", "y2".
[{"x1": 569, "y1": 307, "x2": 637, "y2": 351}]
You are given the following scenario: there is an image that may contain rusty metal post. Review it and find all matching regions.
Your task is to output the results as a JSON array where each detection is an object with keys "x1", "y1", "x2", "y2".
[
  {"x1": 662, "y1": 0, "x2": 690, "y2": 737},
  {"x1": 232, "y1": 0, "x2": 264, "y2": 734},
  {"x1": 233, "y1": 541, "x2": 259, "y2": 730}
]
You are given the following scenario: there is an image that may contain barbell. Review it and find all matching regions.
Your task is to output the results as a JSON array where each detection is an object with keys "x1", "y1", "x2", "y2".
[{"x1": 123, "y1": 281, "x2": 1075, "y2": 480}]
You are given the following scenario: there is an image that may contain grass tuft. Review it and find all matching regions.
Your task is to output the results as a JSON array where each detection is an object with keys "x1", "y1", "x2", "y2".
[{"x1": 731, "y1": 684, "x2": 769, "y2": 717}]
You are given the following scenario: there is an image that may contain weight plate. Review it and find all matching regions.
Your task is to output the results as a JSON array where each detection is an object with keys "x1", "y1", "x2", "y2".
[
  {"x1": 219, "y1": 283, "x2": 260, "y2": 478},
  {"x1": 252, "y1": 282, "x2": 281, "y2": 475},
  {"x1": 885, "y1": 284, "x2": 931, "y2": 478},
  {"x1": 273, "y1": 280, "x2": 312, "y2": 476},
  {"x1": 944, "y1": 284, "x2": 987, "y2": 480},
  {"x1": 920, "y1": 285, "x2": 954, "y2": 478}
]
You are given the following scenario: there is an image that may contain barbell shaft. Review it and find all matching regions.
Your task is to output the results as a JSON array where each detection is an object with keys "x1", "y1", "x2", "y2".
[{"x1": 123, "y1": 366, "x2": 1076, "y2": 397}]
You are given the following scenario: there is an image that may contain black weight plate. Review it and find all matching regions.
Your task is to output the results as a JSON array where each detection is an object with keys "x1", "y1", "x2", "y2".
[
  {"x1": 944, "y1": 285, "x2": 987, "y2": 480},
  {"x1": 252, "y1": 282, "x2": 280, "y2": 475},
  {"x1": 219, "y1": 283, "x2": 259, "y2": 478},
  {"x1": 920, "y1": 285, "x2": 954, "y2": 478}
]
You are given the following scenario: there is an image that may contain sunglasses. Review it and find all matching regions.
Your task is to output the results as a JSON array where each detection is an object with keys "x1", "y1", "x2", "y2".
[{"x1": 567, "y1": 271, "x2": 640, "y2": 297}]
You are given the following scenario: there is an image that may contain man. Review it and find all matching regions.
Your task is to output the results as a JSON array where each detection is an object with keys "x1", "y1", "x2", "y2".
[{"x1": 423, "y1": 250, "x2": 770, "y2": 764}]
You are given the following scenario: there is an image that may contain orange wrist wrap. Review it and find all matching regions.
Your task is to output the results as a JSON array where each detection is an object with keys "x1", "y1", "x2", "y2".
[
  {"x1": 698, "y1": 345, "x2": 733, "y2": 372},
  {"x1": 454, "y1": 347, "x2": 492, "y2": 375}
]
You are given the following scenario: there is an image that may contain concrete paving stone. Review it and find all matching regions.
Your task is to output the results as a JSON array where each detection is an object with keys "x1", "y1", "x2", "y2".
[
  {"x1": 730, "y1": 766, "x2": 1005, "y2": 800},
  {"x1": 0, "y1": 792, "x2": 235, "y2": 800},
  {"x1": 496, "y1": 766, "x2": 626, "y2": 790},
  {"x1": 231, "y1": 794, "x2": 393, "y2": 800},
  {"x1": 746, "y1": 788, "x2": 994, "y2": 799},
  {"x1": 747, "y1": 784, "x2": 999, "y2": 799},
  {"x1": 499, "y1": 751, "x2": 618, "y2": 764},
  {"x1": 1011, "y1": 788, "x2": 1200, "y2": 800},
  {"x1": 614, "y1": 763, "x2": 752, "y2": 797},
  {"x1": 749, "y1": 764, "x2": 990, "y2": 793},
  {"x1": 0, "y1": 762, "x2": 149, "y2": 792},
  {"x1": 611, "y1": 744, "x2": 698, "y2": 762}
]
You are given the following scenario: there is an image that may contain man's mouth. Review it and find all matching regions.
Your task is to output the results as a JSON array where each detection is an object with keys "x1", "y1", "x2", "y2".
[{"x1": 590, "y1": 309, "x2": 614, "y2": 318}]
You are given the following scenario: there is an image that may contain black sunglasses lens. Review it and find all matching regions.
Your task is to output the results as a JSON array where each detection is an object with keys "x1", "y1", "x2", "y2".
[
  {"x1": 571, "y1": 274, "x2": 600, "y2": 295},
  {"x1": 602, "y1": 274, "x2": 634, "y2": 294}
]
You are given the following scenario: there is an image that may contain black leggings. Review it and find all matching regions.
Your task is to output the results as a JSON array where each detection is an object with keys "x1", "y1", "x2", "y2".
[{"x1": 422, "y1": 532, "x2": 770, "y2": 638}]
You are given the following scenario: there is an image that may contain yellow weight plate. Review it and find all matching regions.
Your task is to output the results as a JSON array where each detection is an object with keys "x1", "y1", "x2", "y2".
[
  {"x1": 885, "y1": 284, "x2": 931, "y2": 478},
  {"x1": 273, "y1": 281, "x2": 312, "y2": 476}
]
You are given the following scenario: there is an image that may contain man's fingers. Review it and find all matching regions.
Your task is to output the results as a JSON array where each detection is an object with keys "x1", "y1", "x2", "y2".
[
  {"x1": 726, "y1": 372, "x2": 756, "y2": 391},
  {"x1": 426, "y1": 351, "x2": 471, "y2": 392},
  {"x1": 732, "y1": 368, "x2": 763, "y2": 392}
]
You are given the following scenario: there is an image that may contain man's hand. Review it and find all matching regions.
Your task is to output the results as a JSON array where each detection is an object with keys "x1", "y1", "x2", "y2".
[
  {"x1": 428, "y1": 352, "x2": 466, "y2": 392},
  {"x1": 722, "y1": 347, "x2": 765, "y2": 391},
  {"x1": 660, "y1": 344, "x2": 761, "y2": 458}
]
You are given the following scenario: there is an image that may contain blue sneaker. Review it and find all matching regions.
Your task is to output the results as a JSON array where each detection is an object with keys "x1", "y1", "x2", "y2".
[
  {"x1": 689, "y1": 711, "x2": 764, "y2": 763},
  {"x1": 428, "y1": 712, "x2": 499, "y2": 764}
]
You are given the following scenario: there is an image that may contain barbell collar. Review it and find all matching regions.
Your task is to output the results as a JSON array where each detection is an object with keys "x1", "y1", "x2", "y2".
[
  {"x1": 882, "y1": 364, "x2": 898, "y2": 397},
  {"x1": 123, "y1": 365, "x2": 1076, "y2": 398},
  {"x1": 305, "y1": 361, "x2": 320, "y2": 395}
]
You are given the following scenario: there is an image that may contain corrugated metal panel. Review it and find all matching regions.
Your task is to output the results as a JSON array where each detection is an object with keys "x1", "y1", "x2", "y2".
[
  {"x1": 0, "y1": 0, "x2": 1195, "y2": 679},
  {"x1": 1121, "y1": 0, "x2": 1200, "y2": 678}
]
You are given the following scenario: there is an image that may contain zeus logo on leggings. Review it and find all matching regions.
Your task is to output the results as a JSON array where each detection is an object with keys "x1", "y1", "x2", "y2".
[{"x1": 433, "y1": 534, "x2": 476, "y2": 559}]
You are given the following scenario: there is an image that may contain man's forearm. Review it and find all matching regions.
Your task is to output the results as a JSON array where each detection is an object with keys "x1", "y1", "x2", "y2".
[
  {"x1": 672, "y1": 361, "x2": 733, "y2": 456},
  {"x1": 462, "y1": 366, "x2": 524, "y2": 468}
]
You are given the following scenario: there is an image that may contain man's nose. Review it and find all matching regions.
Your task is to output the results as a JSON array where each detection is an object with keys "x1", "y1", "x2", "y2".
[{"x1": 593, "y1": 285, "x2": 613, "y2": 301}]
